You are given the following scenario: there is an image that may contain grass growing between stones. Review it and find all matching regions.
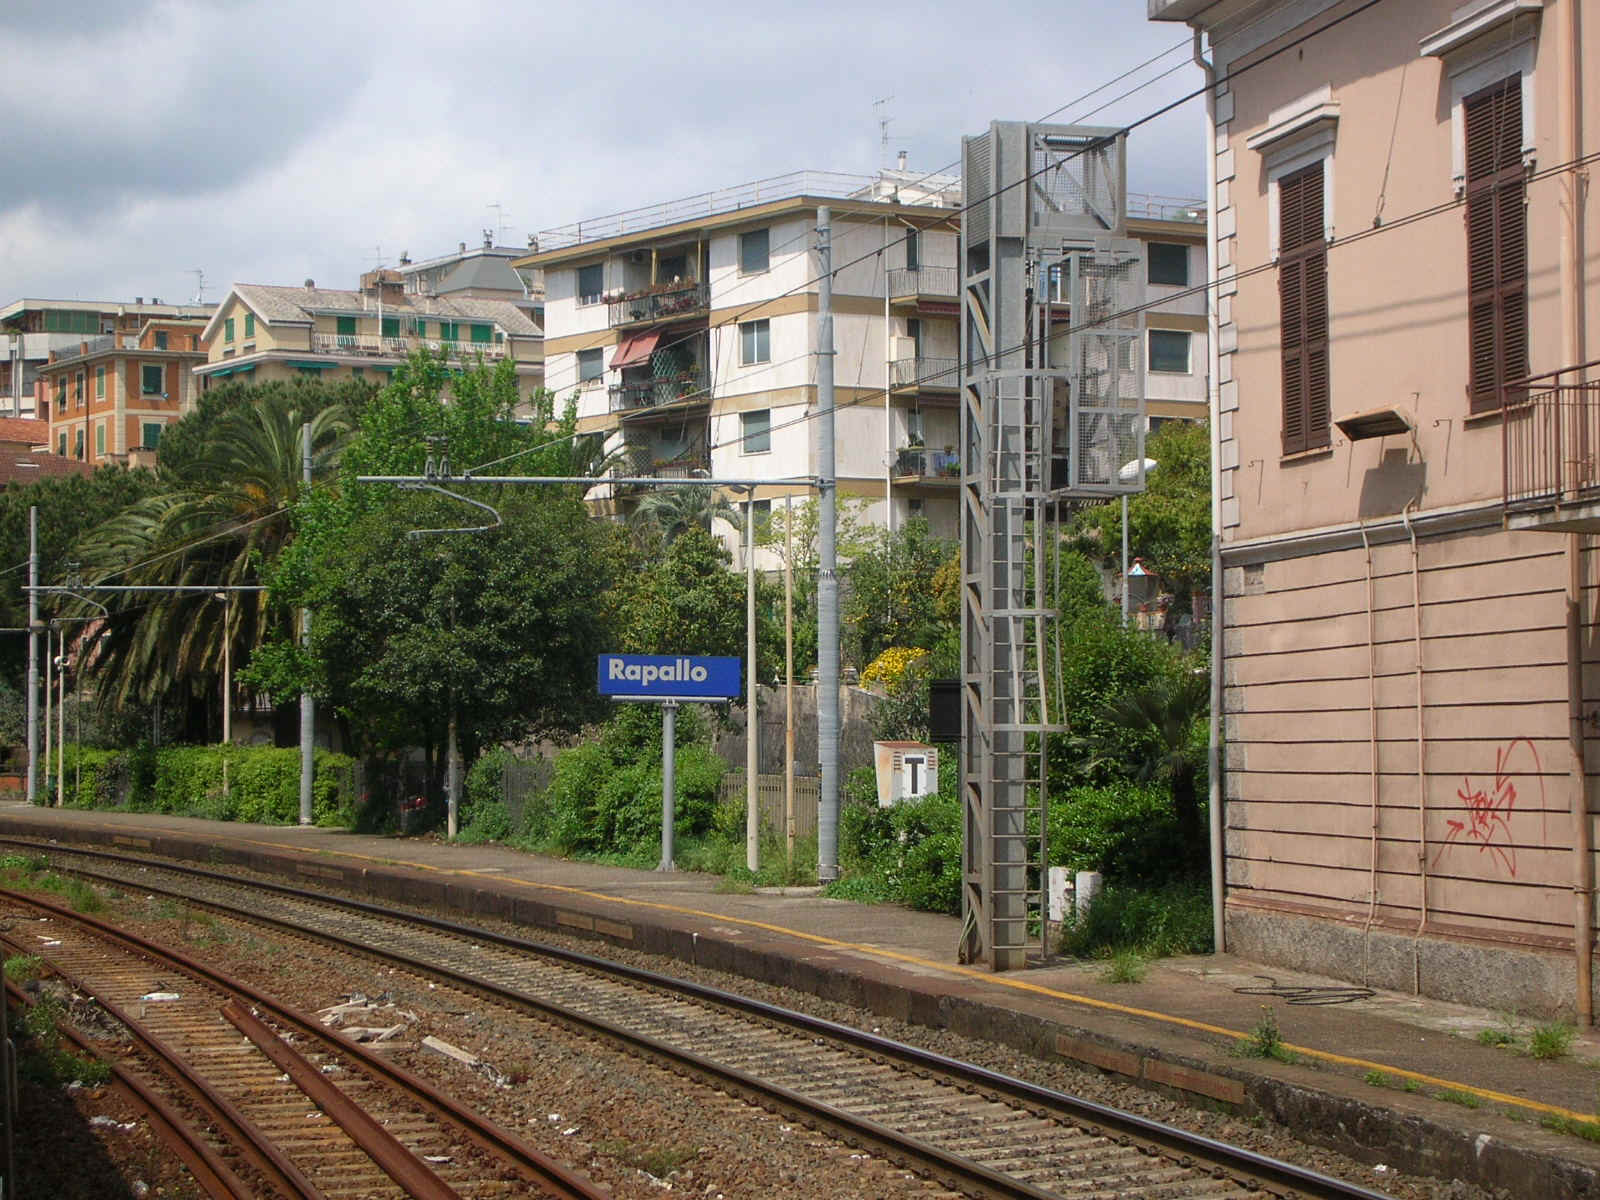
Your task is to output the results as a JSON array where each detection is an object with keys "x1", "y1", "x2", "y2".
[
  {"x1": 1099, "y1": 950, "x2": 1147, "y2": 984},
  {"x1": 1529, "y1": 1021, "x2": 1576, "y2": 1061},
  {"x1": 1234, "y1": 1006, "x2": 1297, "y2": 1064}
]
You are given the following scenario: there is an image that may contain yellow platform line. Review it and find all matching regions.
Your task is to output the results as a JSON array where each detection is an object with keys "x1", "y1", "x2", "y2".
[{"x1": 29, "y1": 819, "x2": 1600, "y2": 1127}]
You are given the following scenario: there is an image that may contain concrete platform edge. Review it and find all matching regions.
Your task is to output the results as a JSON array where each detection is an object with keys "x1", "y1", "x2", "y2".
[{"x1": 9, "y1": 817, "x2": 1598, "y2": 1200}]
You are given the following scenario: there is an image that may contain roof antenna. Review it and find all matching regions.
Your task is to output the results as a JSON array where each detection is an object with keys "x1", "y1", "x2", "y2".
[{"x1": 188, "y1": 269, "x2": 205, "y2": 305}]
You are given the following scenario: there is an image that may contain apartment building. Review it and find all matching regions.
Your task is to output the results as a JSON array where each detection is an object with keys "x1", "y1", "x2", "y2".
[
  {"x1": 37, "y1": 318, "x2": 209, "y2": 466},
  {"x1": 523, "y1": 169, "x2": 1206, "y2": 546},
  {"x1": 397, "y1": 233, "x2": 545, "y2": 313},
  {"x1": 196, "y1": 277, "x2": 543, "y2": 399},
  {"x1": 1, "y1": 298, "x2": 213, "y2": 419},
  {"x1": 1150, "y1": 0, "x2": 1598, "y2": 1015}
]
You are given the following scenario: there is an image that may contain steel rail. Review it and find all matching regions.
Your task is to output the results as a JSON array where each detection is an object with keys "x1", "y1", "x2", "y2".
[
  {"x1": 18, "y1": 840, "x2": 1394, "y2": 1200},
  {"x1": 3, "y1": 978, "x2": 258, "y2": 1199},
  {"x1": 0, "y1": 934, "x2": 322, "y2": 1199},
  {"x1": 0, "y1": 880, "x2": 611, "y2": 1200}
]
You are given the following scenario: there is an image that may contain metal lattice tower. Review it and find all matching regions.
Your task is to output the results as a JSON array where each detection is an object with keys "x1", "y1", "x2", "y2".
[{"x1": 959, "y1": 122, "x2": 1145, "y2": 969}]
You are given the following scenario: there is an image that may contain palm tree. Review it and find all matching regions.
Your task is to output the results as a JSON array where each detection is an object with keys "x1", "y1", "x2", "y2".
[
  {"x1": 629, "y1": 485, "x2": 737, "y2": 545},
  {"x1": 71, "y1": 392, "x2": 348, "y2": 714},
  {"x1": 1084, "y1": 669, "x2": 1210, "y2": 873}
]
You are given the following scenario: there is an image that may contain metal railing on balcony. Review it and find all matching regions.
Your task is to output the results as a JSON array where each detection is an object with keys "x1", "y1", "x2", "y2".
[
  {"x1": 309, "y1": 333, "x2": 506, "y2": 360},
  {"x1": 609, "y1": 372, "x2": 709, "y2": 413},
  {"x1": 890, "y1": 355, "x2": 959, "y2": 391},
  {"x1": 888, "y1": 266, "x2": 957, "y2": 301},
  {"x1": 893, "y1": 446, "x2": 960, "y2": 479},
  {"x1": 1503, "y1": 360, "x2": 1600, "y2": 512},
  {"x1": 608, "y1": 283, "x2": 710, "y2": 329}
]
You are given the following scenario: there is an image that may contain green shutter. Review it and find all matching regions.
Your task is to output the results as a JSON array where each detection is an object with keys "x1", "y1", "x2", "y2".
[
  {"x1": 439, "y1": 321, "x2": 459, "y2": 341},
  {"x1": 244, "y1": 312, "x2": 255, "y2": 337},
  {"x1": 142, "y1": 422, "x2": 162, "y2": 449},
  {"x1": 225, "y1": 317, "x2": 235, "y2": 342},
  {"x1": 471, "y1": 323, "x2": 492, "y2": 344},
  {"x1": 336, "y1": 316, "x2": 357, "y2": 337},
  {"x1": 413, "y1": 319, "x2": 429, "y2": 338},
  {"x1": 95, "y1": 423, "x2": 104, "y2": 455},
  {"x1": 382, "y1": 316, "x2": 399, "y2": 338},
  {"x1": 57, "y1": 434, "x2": 65, "y2": 456}
]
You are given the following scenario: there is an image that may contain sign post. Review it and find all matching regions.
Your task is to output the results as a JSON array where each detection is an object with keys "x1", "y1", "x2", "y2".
[{"x1": 598, "y1": 654, "x2": 741, "y2": 871}]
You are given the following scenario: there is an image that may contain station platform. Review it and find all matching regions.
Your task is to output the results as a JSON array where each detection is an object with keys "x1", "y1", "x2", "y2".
[{"x1": 2, "y1": 801, "x2": 1598, "y2": 1198}]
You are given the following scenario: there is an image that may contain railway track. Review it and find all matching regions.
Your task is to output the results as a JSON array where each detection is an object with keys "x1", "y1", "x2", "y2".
[
  {"x1": 9, "y1": 841, "x2": 1395, "y2": 1200},
  {"x1": 0, "y1": 880, "x2": 609, "y2": 1200}
]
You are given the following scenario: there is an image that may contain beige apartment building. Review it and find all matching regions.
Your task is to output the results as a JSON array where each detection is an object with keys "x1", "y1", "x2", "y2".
[
  {"x1": 522, "y1": 168, "x2": 1206, "y2": 546},
  {"x1": 1151, "y1": 0, "x2": 1599, "y2": 1015},
  {"x1": 196, "y1": 275, "x2": 542, "y2": 399}
]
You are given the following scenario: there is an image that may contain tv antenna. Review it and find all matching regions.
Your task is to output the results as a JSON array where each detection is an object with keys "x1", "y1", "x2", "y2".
[
  {"x1": 873, "y1": 96, "x2": 907, "y2": 168},
  {"x1": 488, "y1": 203, "x2": 512, "y2": 243},
  {"x1": 188, "y1": 269, "x2": 205, "y2": 305}
]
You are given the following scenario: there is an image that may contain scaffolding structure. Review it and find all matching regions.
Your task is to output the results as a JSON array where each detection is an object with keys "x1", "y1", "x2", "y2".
[{"x1": 959, "y1": 121, "x2": 1146, "y2": 969}]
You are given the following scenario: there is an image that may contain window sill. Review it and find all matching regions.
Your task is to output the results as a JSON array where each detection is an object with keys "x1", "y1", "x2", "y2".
[
  {"x1": 1463, "y1": 406, "x2": 1508, "y2": 427},
  {"x1": 1280, "y1": 445, "x2": 1333, "y2": 465}
]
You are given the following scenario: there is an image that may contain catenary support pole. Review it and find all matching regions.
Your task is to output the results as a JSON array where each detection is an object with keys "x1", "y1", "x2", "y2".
[
  {"x1": 43, "y1": 627, "x2": 51, "y2": 806},
  {"x1": 1121, "y1": 495, "x2": 1130, "y2": 625},
  {"x1": 447, "y1": 707, "x2": 460, "y2": 841},
  {"x1": 659, "y1": 701, "x2": 678, "y2": 871},
  {"x1": 746, "y1": 496, "x2": 759, "y2": 871},
  {"x1": 25, "y1": 506, "x2": 37, "y2": 805},
  {"x1": 784, "y1": 495, "x2": 795, "y2": 865},
  {"x1": 299, "y1": 421, "x2": 314, "y2": 826},
  {"x1": 816, "y1": 206, "x2": 840, "y2": 882}
]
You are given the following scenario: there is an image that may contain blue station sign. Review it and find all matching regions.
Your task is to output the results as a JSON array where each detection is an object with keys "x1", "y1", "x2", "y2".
[{"x1": 598, "y1": 654, "x2": 741, "y2": 702}]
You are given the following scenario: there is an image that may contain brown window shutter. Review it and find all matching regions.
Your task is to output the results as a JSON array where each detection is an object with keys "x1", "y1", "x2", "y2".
[
  {"x1": 1279, "y1": 164, "x2": 1329, "y2": 454},
  {"x1": 1465, "y1": 77, "x2": 1528, "y2": 411}
]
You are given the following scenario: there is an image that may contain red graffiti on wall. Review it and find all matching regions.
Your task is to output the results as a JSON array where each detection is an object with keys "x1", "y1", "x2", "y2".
[{"x1": 1431, "y1": 737, "x2": 1545, "y2": 878}]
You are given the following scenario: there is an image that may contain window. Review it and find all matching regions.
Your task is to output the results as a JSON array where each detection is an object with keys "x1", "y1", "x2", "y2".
[
  {"x1": 73, "y1": 429, "x2": 83, "y2": 460},
  {"x1": 1277, "y1": 163, "x2": 1330, "y2": 455},
  {"x1": 577, "y1": 263, "x2": 604, "y2": 305},
  {"x1": 74, "y1": 373, "x2": 84, "y2": 406},
  {"x1": 142, "y1": 422, "x2": 162, "y2": 449},
  {"x1": 577, "y1": 347, "x2": 603, "y2": 384},
  {"x1": 740, "y1": 319, "x2": 770, "y2": 365},
  {"x1": 142, "y1": 364, "x2": 164, "y2": 396},
  {"x1": 154, "y1": 331, "x2": 168, "y2": 350},
  {"x1": 55, "y1": 378, "x2": 65, "y2": 408},
  {"x1": 224, "y1": 317, "x2": 235, "y2": 342},
  {"x1": 336, "y1": 316, "x2": 357, "y2": 338},
  {"x1": 56, "y1": 433, "x2": 65, "y2": 456},
  {"x1": 739, "y1": 228, "x2": 770, "y2": 274},
  {"x1": 471, "y1": 323, "x2": 492, "y2": 344},
  {"x1": 1465, "y1": 77, "x2": 1528, "y2": 412},
  {"x1": 381, "y1": 316, "x2": 400, "y2": 338},
  {"x1": 1148, "y1": 329, "x2": 1191, "y2": 374},
  {"x1": 412, "y1": 319, "x2": 429, "y2": 338},
  {"x1": 351, "y1": 367, "x2": 364, "y2": 377},
  {"x1": 439, "y1": 321, "x2": 459, "y2": 342},
  {"x1": 741, "y1": 409, "x2": 771, "y2": 454},
  {"x1": 904, "y1": 229, "x2": 919, "y2": 271},
  {"x1": 1147, "y1": 242, "x2": 1189, "y2": 287},
  {"x1": 244, "y1": 312, "x2": 255, "y2": 338},
  {"x1": 94, "y1": 423, "x2": 104, "y2": 456},
  {"x1": 95, "y1": 366, "x2": 105, "y2": 398},
  {"x1": 906, "y1": 317, "x2": 922, "y2": 356}
]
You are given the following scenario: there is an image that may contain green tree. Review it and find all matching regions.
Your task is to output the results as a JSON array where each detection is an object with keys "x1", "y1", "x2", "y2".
[
  {"x1": 841, "y1": 517, "x2": 956, "y2": 667},
  {"x1": 1072, "y1": 420, "x2": 1211, "y2": 603},
  {"x1": 630, "y1": 486, "x2": 737, "y2": 545}
]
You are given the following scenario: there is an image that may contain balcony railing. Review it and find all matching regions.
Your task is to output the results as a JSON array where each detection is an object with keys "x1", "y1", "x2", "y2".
[
  {"x1": 609, "y1": 372, "x2": 708, "y2": 413},
  {"x1": 890, "y1": 355, "x2": 959, "y2": 391},
  {"x1": 309, "y1": 333, "x2": 506, "y2": 360},
  {"x1": 888, "y1": 266, "x2": 957, "y2": 301},
  {"x1": 1503, "y1": 360, "x2": 1600, "y2": 512},
  {"x1": 608, "y1": 282, "x2": 710, "y2": 329},
  {"x1": 893, "y1": 447, "x2": 960, "y2": 479}
]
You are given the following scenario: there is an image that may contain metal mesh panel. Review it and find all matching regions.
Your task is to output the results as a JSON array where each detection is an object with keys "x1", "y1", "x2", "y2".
[
  {"x1": 1029, "y1": 129, "x2": 1125, "y2": 236},
  {"x1": 965, "y1": 134, "x2": 992, "y2": 245},
  {"x1": 1065, "y1": 243, "x2": 1145, "y2": 494}
]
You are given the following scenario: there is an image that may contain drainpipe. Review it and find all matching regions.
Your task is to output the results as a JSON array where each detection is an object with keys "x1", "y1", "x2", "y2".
[
  {"x1": 1403, "y1": 500, "x2": 1427, "y2": 995},
  {"x1": 1358, "y1": 518, "x2": 1380, "y2": 985},
  {"x1": 1195, "y1": 29, "x2": 1226, "y2": 954},
  {"x1": 1559, "y1": 0, "x2": 1592, "y2": 1026}
]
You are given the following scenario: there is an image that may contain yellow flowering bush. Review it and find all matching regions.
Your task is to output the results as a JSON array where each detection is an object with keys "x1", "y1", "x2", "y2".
[{"x1": 860, "y1": 646, "x2": 930, "y2": 694}]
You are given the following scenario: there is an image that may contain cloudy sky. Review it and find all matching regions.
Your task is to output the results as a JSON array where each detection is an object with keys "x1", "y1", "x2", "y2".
[{"x1": 1, "y1": 1, "x2": 1206, "y2": 305}]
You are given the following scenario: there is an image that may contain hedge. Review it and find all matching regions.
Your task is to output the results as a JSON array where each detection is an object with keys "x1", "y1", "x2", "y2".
[{"x1": 41, "y1": 743, "x2": 356, "y2": 826}]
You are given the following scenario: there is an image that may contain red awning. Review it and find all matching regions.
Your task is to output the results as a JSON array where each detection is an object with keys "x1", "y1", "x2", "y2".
[{"x1": 611, "y1": 330, "x2": 661, "y2": 370}]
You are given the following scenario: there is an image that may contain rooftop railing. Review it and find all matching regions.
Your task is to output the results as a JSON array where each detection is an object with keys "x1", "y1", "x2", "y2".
[{"x1": 1503, "y1": 360, "x2": 1600, "y2": 512}]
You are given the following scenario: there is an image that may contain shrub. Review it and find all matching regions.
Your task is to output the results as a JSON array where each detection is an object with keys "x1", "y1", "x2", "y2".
[
  {"x1": 1059, "y1": 880, "x2": 1213, "y2": 958},
  {"x1": 458, "y1": 800, "x2": 513, "y2": 844},
  {"x1": 860, "y1": 647, "x2": 930, "y2": 693},
  {"x1": 1047, "y1": 782, "x2": 1187, "y2": 886}
]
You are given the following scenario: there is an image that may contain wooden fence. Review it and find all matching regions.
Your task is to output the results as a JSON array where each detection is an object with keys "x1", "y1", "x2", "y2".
[{"x1": 718, "y1": 772, "x2": 820, "y2": 840}]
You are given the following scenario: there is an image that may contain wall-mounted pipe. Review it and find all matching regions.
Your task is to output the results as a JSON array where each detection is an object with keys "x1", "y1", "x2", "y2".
[
  {"x1": 1359, "y1": 518, "x2": 1380, "y2": 984},
  {"x1": 1402, "y1": 500, "x2": 1427, "y2": 995}
]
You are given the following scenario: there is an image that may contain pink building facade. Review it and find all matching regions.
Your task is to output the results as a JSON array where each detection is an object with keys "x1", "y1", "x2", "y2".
[{"x1": 1151, "y1": 0, "x2": 1600, "y2": 1015}]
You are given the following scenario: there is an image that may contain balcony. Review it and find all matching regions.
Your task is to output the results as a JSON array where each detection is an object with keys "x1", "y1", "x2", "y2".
[
  {"x1": 888, "y1": 265, "x2": 957, "y2": 303},
  {"x1": 609, "y1": 371, "x2": 708, "y2": 414},
  {"x1": 608, "y1": 282, "x2": 710, "y2": 330},
  {"x1": 1503, "y1": 360, "x2": 1600, "y2": 531},
  {"x1": 893, "y1": 446, "x2": 960, "y2": 481},
  {"x1": 308, "y1": 333, "x2": 507, "y2": 361},
  {"x1": 890, "y1": 355, "x2": 959, "y2": 394}
]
